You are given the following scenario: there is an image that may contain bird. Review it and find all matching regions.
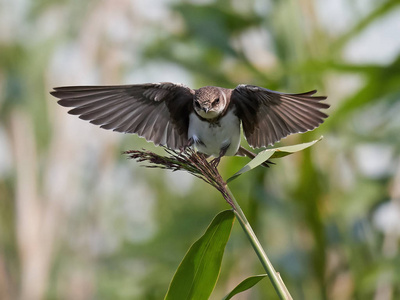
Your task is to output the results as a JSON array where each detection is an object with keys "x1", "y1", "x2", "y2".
[{"x1": 50, "y1": 82, "x2": 329, "y2": 167}]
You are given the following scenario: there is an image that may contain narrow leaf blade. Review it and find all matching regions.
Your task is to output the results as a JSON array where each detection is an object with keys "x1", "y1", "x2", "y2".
[
  {"x1": 222, "y1": 274, "x2": 268, "y2": 300},
  {"x1": 164, "y1": 210, "x2": 235, "y2": 300},
  {"x1": 227, "y1": 137, "x2": 323, "y2": 183},
  {"x1": 226, "y1": 150, "x2": 275, "y2": 183},
  {"x1": 269, "y1": 136, "x2": 323, "y2": 159}
]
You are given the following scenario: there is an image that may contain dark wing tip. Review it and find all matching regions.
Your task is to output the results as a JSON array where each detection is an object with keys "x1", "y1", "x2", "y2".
[
  {"x1": 51, "y1": 85, "x2": 107, "y2": 91},
  {"x1": 50, "y1": 88, "x2": 76, "y2": 99},
  {"x1": 294, "y1": 89, "x2": 317, "y2": 96},
  {"x1": 51, "y1": 86, "x2": 78, "y2": 93},
  {"x1": 292, "y1": 89, "x2": 328, "y2": 99},
  {"x1": 57, "y1": 99, "x2": 70, "y2": 107},
  {"x1": 50, "y1": 90, "x2": 59, "y2": 97},
  {"x1": 319, "y1": 102, "x2": 330, "y2": 109}
]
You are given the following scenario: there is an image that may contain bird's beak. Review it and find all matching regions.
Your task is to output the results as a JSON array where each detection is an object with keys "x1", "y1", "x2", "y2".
[{"x1": 202, "y1": 107, "x2": 209, "y2": 113}]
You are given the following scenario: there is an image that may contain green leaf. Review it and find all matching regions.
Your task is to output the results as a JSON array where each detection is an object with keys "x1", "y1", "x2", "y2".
[
  {"x1": 164, "y1": 210, "x2": 235, "y2": 300},
  {"x1": 269, "y1": 136, "x2": 323, "y2": 159},
  {"x1": 222, "y1": 274, "x2": 268, "y2": 300},
  {"x1": 227, "y1": 137, "x2": 323, "y2": 183}
]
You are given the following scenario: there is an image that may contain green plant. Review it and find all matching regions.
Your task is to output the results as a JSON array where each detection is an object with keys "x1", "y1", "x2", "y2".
[{"x1": 125, "y1": 138, "x2": 321, "y2": 299}]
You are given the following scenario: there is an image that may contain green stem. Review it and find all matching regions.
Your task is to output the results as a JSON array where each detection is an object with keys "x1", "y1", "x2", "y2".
[{"x1": 225, "y1": 184, "x2": 293, "y2": 300}]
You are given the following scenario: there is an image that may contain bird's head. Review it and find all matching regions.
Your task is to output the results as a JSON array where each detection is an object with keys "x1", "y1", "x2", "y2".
[{"x1": 193, "y1": 86, "x2": 226, "y2": 119}]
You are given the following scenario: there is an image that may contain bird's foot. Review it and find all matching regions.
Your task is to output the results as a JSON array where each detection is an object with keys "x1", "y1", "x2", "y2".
[
  {"x1": 179, "y1": 138, "x2": 195, "y2": 153},
  {"x1": 186, "y1": 137, "x2": 194, "y2": 147},
  {"x1": 210, "y1": 144, "x2": 229, "y2": 168},
  {"x1": 210, "y1": 156, "x2": 221, "y2": 168}
]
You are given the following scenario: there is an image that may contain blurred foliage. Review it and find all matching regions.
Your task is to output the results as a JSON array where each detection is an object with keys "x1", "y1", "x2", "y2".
[{"x1": 1, "y1": 0, "x2": 400, "y2": 299}]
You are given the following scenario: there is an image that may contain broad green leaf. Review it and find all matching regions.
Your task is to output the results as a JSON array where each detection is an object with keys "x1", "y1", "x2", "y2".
[
  {"x1": 227, "y1": 137, "x2": 323, "y2": 183},
  {"x1": 222, "y1": 274, "x2": 268, "y2": 300},
  {"x1": 164, "y1": 210, "x2": 235, "y2": 300}
]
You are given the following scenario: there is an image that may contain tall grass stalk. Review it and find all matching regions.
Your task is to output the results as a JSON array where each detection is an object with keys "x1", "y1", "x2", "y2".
[{"x1": 125, "y1": 148, "x2": 293, "y2": 299}]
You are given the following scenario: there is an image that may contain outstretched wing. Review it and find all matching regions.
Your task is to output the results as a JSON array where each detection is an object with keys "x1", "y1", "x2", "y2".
[
  {"x1": 231, "y1": 84, "x2": 329, "y2": 148},
  {"x1": 51, "y1": 82, "x2": 195, "y2": 149}
]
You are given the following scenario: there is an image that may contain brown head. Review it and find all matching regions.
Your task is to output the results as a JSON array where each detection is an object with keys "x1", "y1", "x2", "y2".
[{"x1": 193, "y1": 86, "x2": 229, "y2": 119}]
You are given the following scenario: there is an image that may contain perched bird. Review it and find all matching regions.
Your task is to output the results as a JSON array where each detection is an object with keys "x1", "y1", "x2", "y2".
[{"x1": 51, "y1": 83, "x2": 329, "y2": 166}]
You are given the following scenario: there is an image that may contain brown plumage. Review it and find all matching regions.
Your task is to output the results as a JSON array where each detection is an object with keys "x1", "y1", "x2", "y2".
[
  {"x1": 51, "y1": 82, "x2": 329, "y2": 163},
  {"x1": 231, "y1": 85, "x2": 329, "y2": 148},
  {"x1": 52, "y1": 83, "x2": 194, "y2": 149}
]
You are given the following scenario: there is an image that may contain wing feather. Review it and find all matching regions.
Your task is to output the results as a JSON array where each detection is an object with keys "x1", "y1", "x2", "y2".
[
  {"x1": 51, "y1": 83, "x2": 194, "y2": 149},
  {"x1": 232, "y1": 84, "x2": 329, "y2": 148}
]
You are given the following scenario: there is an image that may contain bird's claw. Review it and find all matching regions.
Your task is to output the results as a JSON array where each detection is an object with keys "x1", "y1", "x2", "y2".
[
  {"x1": 210, "y1": 157, "x2": 221, "y2": 168},
  {"x1": 179, "y1": 138, "x2": 195, "y2": 154}
]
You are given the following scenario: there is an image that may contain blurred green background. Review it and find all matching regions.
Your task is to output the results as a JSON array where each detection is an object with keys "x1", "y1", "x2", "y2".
[{"x1": 1, "y1": 0, "x2": 400, "y2": 299}]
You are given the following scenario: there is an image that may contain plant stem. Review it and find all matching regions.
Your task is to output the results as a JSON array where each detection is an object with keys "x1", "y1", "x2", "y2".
[{"x1": 224, "y1": 184, "x2": 293, "y2": 300}]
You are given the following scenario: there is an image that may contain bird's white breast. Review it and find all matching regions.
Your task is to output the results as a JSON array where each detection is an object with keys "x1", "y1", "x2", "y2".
[{"x1": 188, "y1": 109, "x2": 241, "y2": 157}]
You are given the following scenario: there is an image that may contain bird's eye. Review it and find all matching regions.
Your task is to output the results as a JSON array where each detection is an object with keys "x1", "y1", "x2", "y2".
[
  {"x1": 195, "y1": 101, "x2": 201, "y2": 108},
  {"x1": 213, "y1": 98, "x2": 220, "y2": 106}
]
